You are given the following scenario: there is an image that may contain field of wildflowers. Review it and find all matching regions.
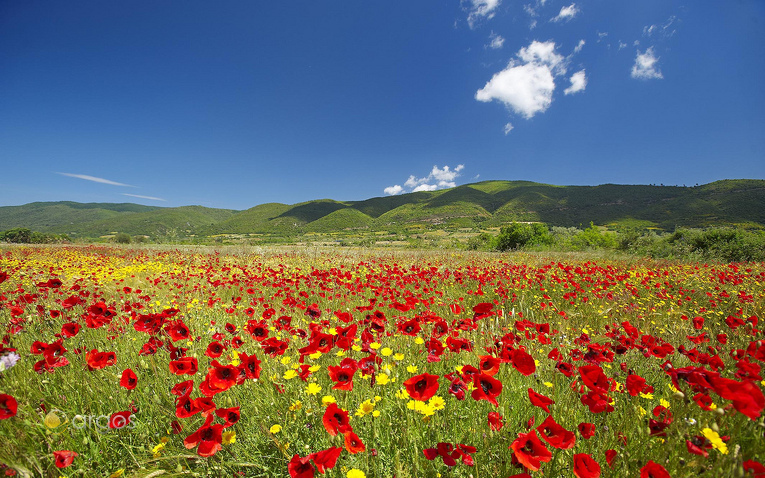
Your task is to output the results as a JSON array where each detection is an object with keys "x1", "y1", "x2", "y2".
[{"x1": 0, "y1": 245, "x2": 763, "y2": 477}]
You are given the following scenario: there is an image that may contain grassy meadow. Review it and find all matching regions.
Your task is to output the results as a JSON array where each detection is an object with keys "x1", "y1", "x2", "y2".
[{"x1": 0, "y1": 245, "x2": 763, "y2": 477}]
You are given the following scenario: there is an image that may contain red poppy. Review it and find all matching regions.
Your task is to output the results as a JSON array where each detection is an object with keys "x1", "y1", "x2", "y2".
[
  {"x1": 322, "y1": 403, "x2": 351, "y2": 437},
  {"x1": 536, "y1": 415, "x2": 576, "y2": 449},
  {"x1": 605, "y1": 449, "x2": 617, "y2": 467},
  {"x1": 53, "y1": 450, "x2": 78, "y2": 468},
  {"x1": 625, "y1": 374, "x2": 648, "y2": 396},
  {"x1": 472, "y1": 373, "x2": 502, "y2": 407},
  {"x1": 743, "y1": 460, "x2": 765, "y2": 478},
  {"x1": 479, "y1": 355, "x2": 501, "y2": 376},
  {"x1": 510, "y1": 430, "x2": 552, "y2": 471},
  {"x1": 169, "y1": 357, "x2": 198, "y2": 376},
  {"x1": 184, "y1": 413, "x2": 224, "y2": 457},
  {"x1": 120, "y1": 368, "x2": 138, "y2": 390},
  {"x1": 165, "y1": 319, "x2": 191, "y2": 342},
  {"x1": 175, "y1": 395, "x2": 201, "y2": 418},
  {"x1": 288, "y1": 454, "x2": 315, "y2": 478},
  {"x1": 312, "y1": 447, "x2": 342, "y2": 474},
  {"x1": 573, "y1": 453, "x2": 601, "y2": 478},
  {"x1": 343, "y1": 431, "x2": 366, "y2": 454},
  {"x1": 510, "y1": 349, "x2": 536, "y2": 376},
  {"x1": 404, "y1": 373, "x2": 440, "y2": 402},
  {"x1": 200, "y1": 360, "x2": 242, "y2": 397},
  {"x1": 423, "y1": 442, "x2": 460, "y2": 467},
  {"x1": 109, "y1": 410, "x2": 133, "y2": 429},
  {"x1": 640, "y1": 460, "x2": 670, "y2": 478},
  {"x1": 205, "y1": 341, "x2": 226, "y2": 358},
  {"x1": 528, "y1": 388, "x2": 554, "y2": 413},
  {"x1": 171, "y1": 380, "x2": 194, "y2": 397},
  {"x1": 61, "y1": 322, "x2": 80, "y2": 338},
  {"x1": 86, "y1": 349, "x2": 116, "y2": 370},
  {"x1": 327, "y1": 364, "x2": 357, "y2": 391},
  {"x1": 709, "y1": 375, "x2": 764, "y2": 420},
  {"x1": 685, "y1": 436, "x2": 712, "y2": 457},
  {"x1": 397, "y1": 318, "x2": 421, "y2": 336},
  {"x1": 487, "y1": 411, "x2": 504, "y2": 431},
  {"x1": 0, "y1": 394, "x2": 18, "y2": 419},
  {"x1": 237, "y1": 352, "x2": 262, "y2": 380},
  {"x1": 579, "y1": 365, "x2": 610, "y2": 394},
  {"x1": 578, "y1": 422, "x2": 596, "y2": 439},
  {"x1": 215, "y1": 406, "x2": 240, "y2": 428}
]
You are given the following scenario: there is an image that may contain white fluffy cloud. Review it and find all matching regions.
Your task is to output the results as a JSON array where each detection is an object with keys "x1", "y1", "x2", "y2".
[
  {"x1": 384, "y1": 165, "x2": 465, "y2": 195},
  {"x1": 573, "y1": 39, "x2": 585, "y2": 53},
  {"x1": 486, "y1": 32, "x2": 505, "y2": 49},
  {"x1": 467, "y1": 0, "x2": 501, "y2": 28},
  {"x1": 564, "y1": 70, "x2": 587, "y2": 95},
  {"x1": 503, "y1": 123, "x2": 514, "y2": 135},
  {"x1": 551, "y1": 3, "x2": 579, "y2": 22},
  {"x1": 383, "y1": 185, "x2": 404, "y2": 195},
  {"x1": 631, "y1": 47, "x2": 663, "y2": 80},
  {"x1": 475, "y1": 40, "x2": 567, "y2": 119}
]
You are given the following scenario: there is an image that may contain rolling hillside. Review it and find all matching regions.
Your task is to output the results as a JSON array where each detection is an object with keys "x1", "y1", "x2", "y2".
[{"x1": 1, "y1": 180, "x2": 763, "y2": 238}]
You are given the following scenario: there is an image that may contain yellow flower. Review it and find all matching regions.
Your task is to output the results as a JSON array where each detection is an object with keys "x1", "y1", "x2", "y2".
[
  {"x1": 393, "y1": 353, "x2": 405, "y2": 361},
  {"x1": 322, "y1": 395, "x2": 337, "y2": 407},
  {"x1": 428, "y1": 395, "x2": 445, "y2": 411},
  {"x1": 309, "y1": 364, "x2": 321, "y2": 372},
  {"x1": 309, "y1": 351, "x2": 322, "y2": 360},
  {"x1": 376, "y1": 373, "x2": 390, "y2": 385},
  {"x1": 289, "y1": 400, "x2": 302, "y2": 412},
  {"x1": 222, "y1": 430, "x2": 236, "y2": 445},
  {"x1": 660, "y1": 399, "x2": 670, "y2": 409},
  {"x1": 347, "y1": 469, "x2": 366, "y2": 478},
  {"x1": 108, "y1": 469, "x2": 125, "y2": 478},
  {"x1": 370, "y1": 342, "x2": 381, "y2": 350},
  {"x1": 637, "y1": 406, "x2": 647, "y2": 417},
  {"x1": 284, "y1": 369, "x2": 298, "y2": 380},
  {"x1": 639, "y1": 392, "x2": 654, "y2": 400},
  {"x1": 702, "y1": 428, "x2": 728, "y2": 454},
  {"x1": 381, "y1": 347, "x2": 393, "y2": 357},
  {"x1": 306, "y1": 383, "x2": 322, "y2": 395},
  {"x1": 406, "y1": 365, "x2": 418, "y2": 374},
  {"x1": 269, "y1": 424, "x2": 282, "y2": 434},
  {"x1": 543, "y1": 381, "x2": 553, "y2": 388},
  {"x1": 396, "y1": 388, "x2": 410, "y2": 400},
  {"x1": 355, "y1": 399, "x2": 376, "y2": 417},
  {"x1": 281, "y1": 356, "x2": 292, "y2": 365},
  {"x1": 152, "y1": 442, "x2": 166, "y2": 455},
  {"x1": 352, "y1": 345, "x2": 362, "y2": 352},
  {"x1": 414, "y1": 337, "x2": 424, "y2": 345}
]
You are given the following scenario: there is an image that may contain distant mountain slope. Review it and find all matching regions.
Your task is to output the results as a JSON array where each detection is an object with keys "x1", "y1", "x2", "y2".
[
  {"x1": 1, "y1": 180, "x2": 763, "y2": 238},
  {"x1": 0, "y1": 202, "x2": 160, "y2": 232}
]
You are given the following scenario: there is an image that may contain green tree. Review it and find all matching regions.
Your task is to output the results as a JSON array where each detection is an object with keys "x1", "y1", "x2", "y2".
[
  {"x1": 493, "y1": 222, "x2": 552, "y2": 251},
  {"x1": 114, "y1": 232, "x2": 132, "y2": 244}
]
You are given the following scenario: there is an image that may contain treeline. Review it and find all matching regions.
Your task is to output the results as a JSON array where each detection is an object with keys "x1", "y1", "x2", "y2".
[
  {"x1": 469, "y1": 223, "x2": 765, "y2": 262},
  {"x1": 0, "y1": 228, "x2": 70, "y2": 244}
]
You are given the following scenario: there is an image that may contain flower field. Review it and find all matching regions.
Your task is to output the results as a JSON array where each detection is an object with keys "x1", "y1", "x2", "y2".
[{"x1": 0, "y1": 245, "x2": 764, "y2": 477}]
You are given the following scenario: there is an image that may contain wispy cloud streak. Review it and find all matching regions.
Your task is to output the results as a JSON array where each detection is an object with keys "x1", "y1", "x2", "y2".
[
  {"x1": 122, "y1": 193, "x2": 166, "y2": 202},
  {"x1": 57, "y1": 172, "x2": 135, "y2": 187}
]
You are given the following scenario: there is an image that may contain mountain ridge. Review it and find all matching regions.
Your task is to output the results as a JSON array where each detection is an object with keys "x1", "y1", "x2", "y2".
[{"x1": 1, "y1": 179, "x2": 763, "y2": 238}]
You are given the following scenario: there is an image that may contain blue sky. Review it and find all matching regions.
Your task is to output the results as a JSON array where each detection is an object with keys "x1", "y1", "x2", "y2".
[{"x1": 1, "y1": 1, "x2": 763, "y2": 210}]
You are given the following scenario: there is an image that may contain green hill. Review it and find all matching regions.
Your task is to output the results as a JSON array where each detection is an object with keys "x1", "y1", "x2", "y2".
[{"x1": 1, "y1": 179, "x2": 763, "y2": 238}]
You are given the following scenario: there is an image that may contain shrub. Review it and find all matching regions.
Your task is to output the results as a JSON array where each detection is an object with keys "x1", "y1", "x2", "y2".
[
  {"x1": 493, "y1": 222, "x2": 553, "y2": 251},
  {"x1": 114, "y1": 233, "x2": 132, "y2": 244}
]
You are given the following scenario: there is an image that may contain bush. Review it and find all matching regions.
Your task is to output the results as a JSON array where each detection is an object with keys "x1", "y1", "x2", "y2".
[
  {"x1": 114, "y1": 233, "x2": 132, "y2": 244},
  {"x1": 493, "y1": 222, "x2": 553, "y2": 251},
  {"x1": 1, "y1": 228, "x2": 32, "y2": 243},
  {"x1": 569, "y1": 222, "x2": 618, "y2": 250}
]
